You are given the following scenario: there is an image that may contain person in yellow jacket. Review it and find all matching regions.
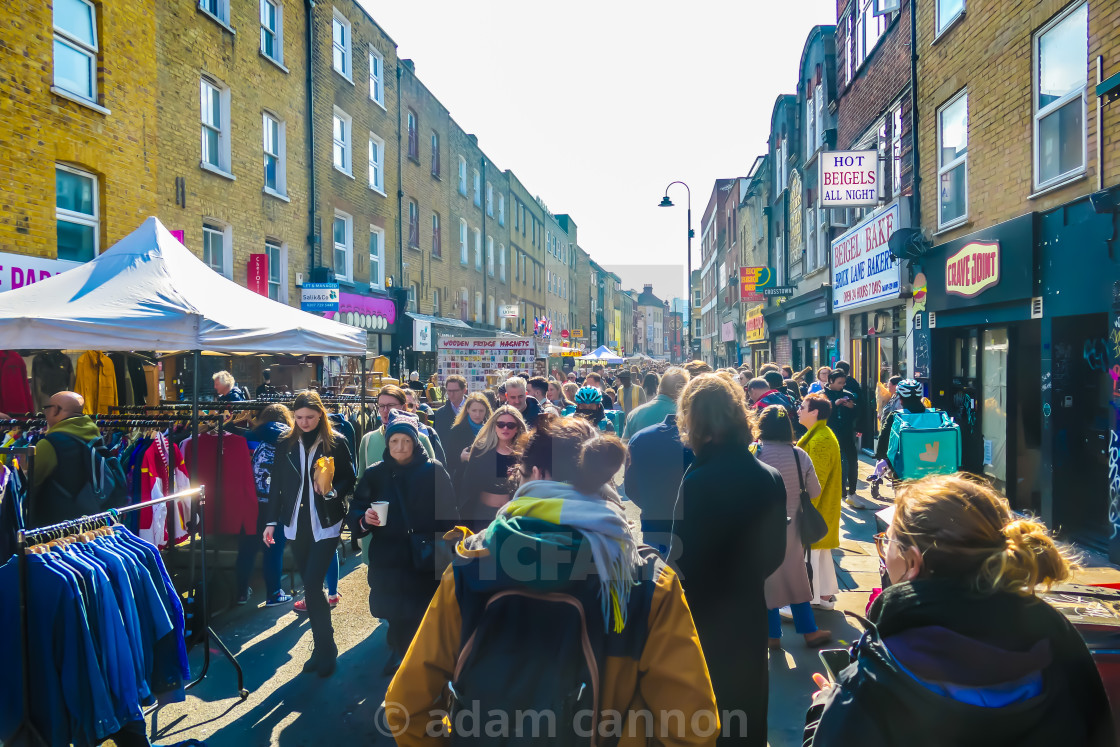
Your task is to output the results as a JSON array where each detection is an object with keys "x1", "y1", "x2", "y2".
[
  {"x1": 74, "y1": 350, "x2": 118, "y2": 414},
  {"x1": 796, "y1": 392, "x2": 843, "y2": 610},
  {"x1": 384, "y1": 414, "x2": 720, "y2": 745}
]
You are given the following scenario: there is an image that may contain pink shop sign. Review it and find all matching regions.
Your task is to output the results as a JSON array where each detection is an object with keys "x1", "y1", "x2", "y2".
[
  {"x1": 324, "y1": 292, "x2": 397, "y2": 332},
  {"x1": 0, "y1": 251, "x2": 82, "y2": 292}
]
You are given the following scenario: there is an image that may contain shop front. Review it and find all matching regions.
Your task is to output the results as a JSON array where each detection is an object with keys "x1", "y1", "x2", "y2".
[
  {"x1": 832, "y1": 198, "x2": 911, "y2": 448},
  {"x1": 774, "y1": 287, "x2": 835, "y2": 374},
  {"x1": 745, "y1": 305, "x2": 770, "y2": 371},
  {"x1": 720, "y1": 318, "x2": 737, "y2": 368},
  {"x1": 921, "y1": 213, "x2": 1038, "y2": 519},
  {"x1": 764, "y1": 305, "x2": 790, "y2": 370}
]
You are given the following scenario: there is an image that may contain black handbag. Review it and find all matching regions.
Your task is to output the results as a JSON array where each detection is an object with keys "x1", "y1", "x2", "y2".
[
  {"x1": 395, "y1": 481, "x2": 452, "y2": 573},
  {"x1": 793, "y1": 446, "x2": 829, "y2": 547}
]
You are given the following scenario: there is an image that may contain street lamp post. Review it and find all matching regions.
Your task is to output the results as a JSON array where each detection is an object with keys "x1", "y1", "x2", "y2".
[{"x1": 659, "y1": 182, "x2": 693, "y2": 360}]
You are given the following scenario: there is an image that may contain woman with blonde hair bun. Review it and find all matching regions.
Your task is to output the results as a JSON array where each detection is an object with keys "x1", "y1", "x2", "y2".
[{"x1": 804, "y1": 473, "x2": 1114, "y2": 747}]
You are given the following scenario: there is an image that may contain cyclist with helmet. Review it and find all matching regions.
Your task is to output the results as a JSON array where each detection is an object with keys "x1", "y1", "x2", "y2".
[
  {"x1": 574, "y1": 386, "x2": 616, "y2": 433},
  {"x1": 873, "y1": 378, "x2": 926, "y2": 475}
]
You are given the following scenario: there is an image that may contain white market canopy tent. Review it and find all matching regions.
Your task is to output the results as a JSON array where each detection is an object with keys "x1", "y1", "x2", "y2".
[
  {"x1": 578, "y1": 345, "x2": 625, "y2": 364},
  {"x1": 0, "y1": 217, "x2": 366, "y2": 355}
]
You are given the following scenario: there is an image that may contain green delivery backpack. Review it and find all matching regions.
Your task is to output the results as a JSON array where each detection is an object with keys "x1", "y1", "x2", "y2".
[{"x1": 886, "y1": 410, "x2": 961, "y2": 479}]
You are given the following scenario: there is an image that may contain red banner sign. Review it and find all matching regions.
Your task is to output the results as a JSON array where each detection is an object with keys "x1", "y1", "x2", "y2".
[{"x1": 247, "y1": 253, "x2": 269, "y2": 296}]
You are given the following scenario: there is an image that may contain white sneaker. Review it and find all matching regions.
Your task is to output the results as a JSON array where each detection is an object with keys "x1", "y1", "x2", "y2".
[
  {"x1": 811, "y1": 598, "x2": 836, "y2": 611},
  {"x1": 845, "y1": 494, "x2": 879, "y2": 510},
  {"x1": 779, "y1": 606, "x2": 793, "y2": 621}
]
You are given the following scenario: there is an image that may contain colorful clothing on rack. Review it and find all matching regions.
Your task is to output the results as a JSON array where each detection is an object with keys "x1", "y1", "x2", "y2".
[
  {"x1": 74, "y1": 352, "x2": 118, "y2": 415},
  {"x1": 137, "y1": 434, "x2": 190, "y2": 550},
  {"x1": 186, "y1": 432, "x2": 257, "y2": 535},
  {"x1": 0, "y1": 351, "x2": 33, "y2": 415}
]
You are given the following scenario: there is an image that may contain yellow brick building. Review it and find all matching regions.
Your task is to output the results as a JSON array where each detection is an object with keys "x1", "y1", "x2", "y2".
[{"x1": 0, "y1": 0, "x2": 158, "y2": 272}]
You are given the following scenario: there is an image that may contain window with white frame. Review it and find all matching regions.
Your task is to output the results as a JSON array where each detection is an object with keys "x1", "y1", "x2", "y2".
[
  {"x1": 459, "y1": 219, "x2": 468, "y2": 264},
  {"x1": 487, "y1": 235, "x2": 494, "y2": 277},
  {"x1": 332, "y1": 10, "x2": 351, "y2": 80},
  {"x1": 499, "y1": 244, "x2": 506, "y2": 282},
  {"x1": 200, "y1": 77, "x2": 231, "y2": 173},
  {"x1": 200, "y1": 0, "x2": 230, "y2": 24},
  {"x1": 806, "y1": 87, "x2": 817, "y2": 156},
  {"x1": 458, "y1": 156, "x2": 467, "y2": 195},
  {"x1": 408, "y1": 284, "x2": 418, "y2": 313},
  {"x1": 202, "y1": 222, "x2": 228, "y2": 275},
  {"x1": 488, "y1": 296, "x2": 495, "y2": 326},
  {"x1": 498, "y1": 195, "x2": 505, "y2": 226},
  {"x1": 407, "y1": 111, "x2": 418, "y2": 159},
  {"x1": 1033, "y1": 2, "x2": 1087, "y2": 190},
  {"x1": 459, "y1": 287, "x2": 469, "y2": 321},
  {"x1": 432, "y1": 289, "x2": 440, "y2": 315},
  {"x1": 263, "y1": 113, "x2": 286, "y2": 196},
  {"x1": 368, "y1": 46, "x2": 384, "y2": 105},
  {"x1": 486, "y1": 182, "x2": 493, "y2": 216},
  {"x1": 475, "y1": 292, "x2": 483, "y2": 321},
  {"x1": 432, "y1": 211, "x2": 442, "y2": 258},
  {"x1": 369, "y1": 225, "x2": 385, "y2": 289},
  {"x1": 408, "y1": 199, "x2": 419, "y2": 248},
  {"x1": 333, "y1": 210, "x2": 352, "y2": 280},
  {"x1": 473, "y1": 228, "x2": 482, "y2": 270},
  {"x1": 332, "y1": 108, "x2": 352, "y2": 175},
  {"x1": 430, "y1": 132, "x2": 440, "y2": 177},
  {"x1": 56, "y1": 165, "x2": 98, "y2": 262},
  {"x1": 368, "y1": 133, "x2": 385, "y2": 192},
  {"x1": 854, "y1": 0, "x2": 887, "y2": 69},
  {"x1": 260, "y1": 0, "x2": 282, "y2": 64},
  {"x1": 891, "y1": 104, "x2": 902, "y2": 197},
  {"x1": 937, "y1": 0, "x2": 965, "y2": 35},
  {"x1": 265, "y1": 239, "x2": 283, "y2": 300},
  {"x1": 805, "y1": 208, "x2": 817, "y2": 272},
  {"x1": 53, "y1": 0, "x2": 98, "y2": 103},
  {"x1": 937, "y1": 90, "x2": 968, "y2": 228},
  {"x1": 817, "y1": 207, "x2": 829, "y2": 269},
  {"x1": 472, "y1": 169, "x2": 481, "y2": 207}
]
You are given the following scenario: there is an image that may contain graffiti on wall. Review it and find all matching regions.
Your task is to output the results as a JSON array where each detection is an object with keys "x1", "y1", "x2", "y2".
[
  {"x1": 1084, "y1": 337, "x2": 1109, "y2": 372},
  {"x1": 1110, "y1": 402, "x2": 1120, "y2": 539}
]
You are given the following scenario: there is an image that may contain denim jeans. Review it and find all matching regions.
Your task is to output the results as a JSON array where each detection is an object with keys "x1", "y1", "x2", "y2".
[{"x1": 236, "y1": 514, "x2": 339, "y2": 598}]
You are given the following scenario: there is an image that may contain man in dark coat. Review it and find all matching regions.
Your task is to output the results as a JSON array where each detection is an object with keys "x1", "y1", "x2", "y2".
[
  {"x1": 675, "y1": 376, "x2": 787, "y2": 746},
  {"x1": 623, "y1": 413, "x2": 693, "y2": 557},
  {"x1": 431, "y1": 375, "x2": 467, "y2": 438}
]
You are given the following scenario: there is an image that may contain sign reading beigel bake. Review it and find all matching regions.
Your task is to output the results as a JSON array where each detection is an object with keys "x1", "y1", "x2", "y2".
[{"x1": 945, "y1": 240, "x2": 1001, "y2": 298}]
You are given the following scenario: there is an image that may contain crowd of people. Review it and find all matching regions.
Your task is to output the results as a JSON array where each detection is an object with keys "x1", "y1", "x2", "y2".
[{"x1": 176, "y1": 359, "x2": 1112, "y2": 744}]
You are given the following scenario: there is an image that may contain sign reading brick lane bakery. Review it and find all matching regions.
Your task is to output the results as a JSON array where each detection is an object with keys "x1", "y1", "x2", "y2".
[{"x1": 945, "y1": 241, "x2": 1001, "y2": 298}]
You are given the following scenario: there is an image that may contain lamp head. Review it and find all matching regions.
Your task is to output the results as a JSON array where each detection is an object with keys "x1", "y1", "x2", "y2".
[{"x1": 658, "y1": 196, "x2": 674, "y2": 208}]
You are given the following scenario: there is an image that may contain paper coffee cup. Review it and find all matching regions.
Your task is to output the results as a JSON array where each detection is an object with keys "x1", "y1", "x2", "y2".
[{"x1": 370, "y1": 501, "x2": 389, "y2": 526}]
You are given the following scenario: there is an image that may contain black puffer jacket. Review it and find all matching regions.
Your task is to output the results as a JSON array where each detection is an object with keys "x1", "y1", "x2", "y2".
[
  {"x1": 804, "y1": 578, "x2": 1115, "y2": 747},
  {"x1": 264, "y1": 432, "x2": 356, "y2": 530}
]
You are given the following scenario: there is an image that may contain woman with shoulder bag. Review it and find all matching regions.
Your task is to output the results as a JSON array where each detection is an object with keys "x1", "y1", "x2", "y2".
[
  {"x1": 797, "y1": 392, "x2": 844, "y2": 610},
  {"x1": 347, "y1": 410, "x2": 457, "y2": 677},
  {"x1": 262, "y1": 391, "x2": 356, "y2": 677},
  {"x1": 753, "y1": 405, "x2": 832, "y2": 649}
]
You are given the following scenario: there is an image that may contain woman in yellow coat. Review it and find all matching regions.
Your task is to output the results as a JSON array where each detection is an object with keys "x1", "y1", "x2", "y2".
[{"x1": 797, "y1": 392, "x2": 842, "y2": 610}]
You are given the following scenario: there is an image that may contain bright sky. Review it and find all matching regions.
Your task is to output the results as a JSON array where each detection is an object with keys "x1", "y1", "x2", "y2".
[{"x1": 361, "y1": 0, "x2": 838, "y2": 301}]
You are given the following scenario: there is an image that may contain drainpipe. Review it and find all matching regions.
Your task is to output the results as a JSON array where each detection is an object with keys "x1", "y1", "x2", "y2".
[
  {"x1": 909, "y1": 0, "x2": 921, "y2": 229},
  {"x1": 396, "y1": 63, "x2": 405, "y2": 290},
  {"x1": 305, "y1": 0, "x2": 317, "y2": 272},
  {"x1": 481, "y1": 156, "x2": 488, "y2": 327}
]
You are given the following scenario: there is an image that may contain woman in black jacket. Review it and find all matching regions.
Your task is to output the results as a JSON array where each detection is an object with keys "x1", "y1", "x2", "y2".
[
  {"x1": 262, "y1": 391, "x2": 356, "y2": 678},
  {"x1": 455, "y1": 405, "x2": 526, "y2": 532},
  {"x1": 676, "y1": 373, "x2": 787, "y2": 746},
  {"x1": 442, "y1": 392, "x2": 492, "y2": 483},
  {"x1": 804, "y1": 473, "x2": 1114, "y2": 747},
  {"x1": 347, "y1": 410, "x2": 457, "y2": 676}
]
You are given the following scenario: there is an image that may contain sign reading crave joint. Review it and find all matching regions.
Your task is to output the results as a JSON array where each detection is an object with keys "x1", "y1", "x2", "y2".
[{"x1": 945, "y1": 241, "x2": 1000, "y2": 298}]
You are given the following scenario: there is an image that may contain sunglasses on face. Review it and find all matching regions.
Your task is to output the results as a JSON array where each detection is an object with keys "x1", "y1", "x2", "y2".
[{"x1": 495, "y1": 421, "x2": 519, "y2": 430}]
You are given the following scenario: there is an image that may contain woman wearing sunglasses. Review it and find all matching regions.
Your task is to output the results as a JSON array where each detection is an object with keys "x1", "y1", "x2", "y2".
[
  {"x1": 804, "y1": 474, "x2": 1113, "y2": 747},
  {"x1": 456, "y1": 405, "x2": 527, "y2": 532}
]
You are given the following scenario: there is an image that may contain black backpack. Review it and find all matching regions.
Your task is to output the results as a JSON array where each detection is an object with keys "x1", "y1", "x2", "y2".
[
  {"x1": 447, "y1": 550, "x2": 662, "y2": 745},
  {"x1": 37, "y1": 432, "x2": 129, "y2": 525},
  {"x1": 448, "y1": 588, "x2": 602, "y2": 745}
]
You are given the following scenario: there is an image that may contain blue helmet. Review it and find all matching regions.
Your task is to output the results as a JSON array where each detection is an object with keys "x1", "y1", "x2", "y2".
[{"x1": 574, "y1": 386, "x2": 603, "y2": 405}]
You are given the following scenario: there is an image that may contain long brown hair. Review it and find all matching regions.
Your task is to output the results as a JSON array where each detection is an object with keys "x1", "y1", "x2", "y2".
[
  {"x1": 283, "y1": 390, "x2": 335, "y2": 451},
  {"x1": 893, "y1": 474, "x2": 1076, "y2": 595},
  {"x1": 678, "y1": 373, "x2": 753, "y2": 455}
]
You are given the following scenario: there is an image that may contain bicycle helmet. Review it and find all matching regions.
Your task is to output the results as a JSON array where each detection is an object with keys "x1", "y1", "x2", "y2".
[
  {"x1": 897, "y1": 379, "x2": 923, "y2": 399},
  {"x1": 574, "y1": 386, "x2": 603, "y2": 405}
]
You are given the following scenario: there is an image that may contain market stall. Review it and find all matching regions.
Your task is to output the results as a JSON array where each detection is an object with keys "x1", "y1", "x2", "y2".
[
  {"x1": 578, "y1": 345, "x2": 626, "y2": 365},
  {"x1": 436, "y1": 335, "x2": 535, "y2": 390},
  {"x1": 0, "y1": 217, "x2": 366, "y2": 739}
]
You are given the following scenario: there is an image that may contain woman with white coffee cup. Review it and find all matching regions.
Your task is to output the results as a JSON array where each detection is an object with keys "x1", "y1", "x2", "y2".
[{"x1": 347, "y1": 410, "x2": 458, "y2": 676}]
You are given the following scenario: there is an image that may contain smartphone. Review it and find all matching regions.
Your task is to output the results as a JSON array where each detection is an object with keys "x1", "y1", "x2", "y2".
[{"x1": 818, "y1": 648, "x2": 852, "y2": 682}]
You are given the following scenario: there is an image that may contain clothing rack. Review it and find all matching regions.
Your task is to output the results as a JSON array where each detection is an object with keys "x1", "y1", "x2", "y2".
[{"x1": 9, "y1": 486, "x2": 246, "y2": 746}]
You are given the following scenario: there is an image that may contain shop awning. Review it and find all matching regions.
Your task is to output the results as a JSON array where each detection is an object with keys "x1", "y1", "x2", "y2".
[
  {"x1": 0, "y1": 217, "x2": 366, "y2": 355},
  {"x1": 405, "y1": 311, "x2": 474, "y2": 331}
]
